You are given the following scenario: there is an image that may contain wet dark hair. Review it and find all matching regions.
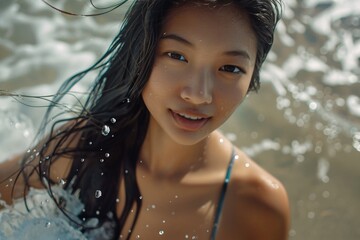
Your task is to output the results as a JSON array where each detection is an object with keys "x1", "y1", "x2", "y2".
[{"x1": 16, "y1": 0, "x2": 282, "y2": 239}]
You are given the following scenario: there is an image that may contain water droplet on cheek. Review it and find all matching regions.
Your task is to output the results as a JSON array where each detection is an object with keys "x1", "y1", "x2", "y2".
[{"x1": 159, "y1": 230, "x2": 165, "y2": 235}]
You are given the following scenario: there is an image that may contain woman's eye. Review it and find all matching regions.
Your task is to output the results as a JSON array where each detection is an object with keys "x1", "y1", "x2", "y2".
[
  {"x1": 220, "y1": 65, "x2": 244, "y2": 74},
  {"x1": 167, "y1": 52, "x2": 187, "y2": 62}
]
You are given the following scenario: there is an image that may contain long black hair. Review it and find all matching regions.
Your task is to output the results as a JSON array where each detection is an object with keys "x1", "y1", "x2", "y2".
[{"x1": 15, "y1": 0, "x2": 282, "y2": 239}]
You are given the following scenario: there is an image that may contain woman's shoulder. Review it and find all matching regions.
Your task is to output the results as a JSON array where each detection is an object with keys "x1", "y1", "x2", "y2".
[
  {"x1": 220, "y1": 146, "x2": 290, "y2": 239},
  {"x1": 0, "y1": 120, "x2": 83, "y2": 205}
]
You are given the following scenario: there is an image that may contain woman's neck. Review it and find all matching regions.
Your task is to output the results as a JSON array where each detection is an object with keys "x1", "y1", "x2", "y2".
[{"x1": 139, "y1": 123, "x2": 212, "y2": 180}]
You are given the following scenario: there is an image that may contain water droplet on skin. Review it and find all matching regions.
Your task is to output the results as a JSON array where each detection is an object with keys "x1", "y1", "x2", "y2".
[
  {"x1": 110, "y1": 118, "x2": 117, "y2": 124},
  {"x1": 159, "y1": 230, "x2": 165, "y2": 235},
  {"x1": 245, "y1": 162, "x2": 250, "y2": 168},
  {"x1": 162, "y1": 220, "x2": 166, "y2": 223},
  {"x1": 102, "y1": 125, "x2": 110, "y2": 136},
  {"x1": 219, "y1": 138, "x2": 224, "y2": 143},
  {"x1": 136, "y1": 235, "x2": 140, "y2": 239},
  {"x1": 185, "y1": 235, "x2": 189, "y2": 239},
  {"x1": 151, "y1": 204, "x2": 156, "y2": 209},
  {"x1": 95, "y1": 190, "x2": 102, "y2": 198},
  {"x1": 139, "y1": 196, "x2": 143, "y2": 200}
]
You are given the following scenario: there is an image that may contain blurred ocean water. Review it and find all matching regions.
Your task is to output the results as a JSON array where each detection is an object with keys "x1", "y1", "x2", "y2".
[{"x1": 0, "y1": 0, "x2": 359, "y2": 239}]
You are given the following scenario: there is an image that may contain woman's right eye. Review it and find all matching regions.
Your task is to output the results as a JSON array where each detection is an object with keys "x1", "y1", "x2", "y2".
[{"x1": 166, "y1": 52, "x2": 188, "y2": 62}]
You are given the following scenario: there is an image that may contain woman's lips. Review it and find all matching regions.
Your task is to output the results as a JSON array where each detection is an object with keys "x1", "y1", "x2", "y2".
[{"x1": 170, "y1": 110, "x2": 210, "y2": 131}]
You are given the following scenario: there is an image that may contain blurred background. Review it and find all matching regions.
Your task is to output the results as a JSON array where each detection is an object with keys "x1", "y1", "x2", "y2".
[{"x1": 0, "y1": 0, "x2": 359, "y2": 239}]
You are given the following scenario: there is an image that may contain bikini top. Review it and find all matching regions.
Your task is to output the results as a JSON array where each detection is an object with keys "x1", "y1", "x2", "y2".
[{"x1": 210, "y1": 147, "x2": 237, "y2": 240}]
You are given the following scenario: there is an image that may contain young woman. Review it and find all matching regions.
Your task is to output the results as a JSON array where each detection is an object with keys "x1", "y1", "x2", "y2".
[{"x1": 0, "y1": 0, "x2": 289, "y2": 239}]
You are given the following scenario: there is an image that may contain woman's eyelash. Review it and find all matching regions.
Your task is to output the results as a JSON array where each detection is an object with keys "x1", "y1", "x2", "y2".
[
  {"x1": 166, "y1": 52, "x2": 188, "y2": 62},
  {"x1": 219, "y1": 65, "x2": 245, "y2": 74},
  {"x1": 164, "y1": 53, "x2": 244, "y2": 74}
]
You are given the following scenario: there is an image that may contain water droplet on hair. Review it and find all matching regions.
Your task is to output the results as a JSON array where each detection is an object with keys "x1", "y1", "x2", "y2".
[
  {"x1": 45, "y1": 222, "x2": 51, "y2": 228},
  {"x1": 60, "y1": 179, "x2": 66, "y2": 185},
  {"x1": 159, "y1": 230, "x2": 165, "y2": 235},
  {"x1": 105, "y1": 153, "x2": 110, "y2": 158},
  {"x1": 81, "y1": 158, "x2": 85, "y2": 162},
  {"x1": 110, "y1": 118, "x2": 117, "y2": 124},
  {"x1": 100, "y1": 158, "x2": 105, "y2": 163},
  {"x1": 96, "y1": 210, "x2": 100, "y2": 215},
  {"x1": 102, "y1": 125, "x2": 110, "y2": 136},
  {"x1": 95, "y1": 190, "x2": 102, "y2": 198}
]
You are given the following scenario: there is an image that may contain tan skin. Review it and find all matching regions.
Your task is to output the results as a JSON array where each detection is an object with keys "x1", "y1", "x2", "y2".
[{"x1": 0, "y1": 3, "x2": 289, "y2": 240}]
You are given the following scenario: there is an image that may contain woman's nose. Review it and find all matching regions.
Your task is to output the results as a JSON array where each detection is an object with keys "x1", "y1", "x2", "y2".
[{"x1": 180, "y1": 68, "x2": 213, "y2": 105}]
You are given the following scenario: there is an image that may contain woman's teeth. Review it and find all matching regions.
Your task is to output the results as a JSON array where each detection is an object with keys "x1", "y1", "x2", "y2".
[{"x1": 178, "y1": 113, "x2": 203, "y2": 120}]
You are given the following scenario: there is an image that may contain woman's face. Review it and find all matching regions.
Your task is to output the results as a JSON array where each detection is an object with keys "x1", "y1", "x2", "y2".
[{"x1": 142, "y1": 3, "x2": 257, "y2": 145}]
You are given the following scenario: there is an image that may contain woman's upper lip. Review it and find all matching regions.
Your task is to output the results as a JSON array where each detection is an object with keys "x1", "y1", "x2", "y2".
[{"x1": 170, "y1": 109, "x2": 211, "y2": 119}]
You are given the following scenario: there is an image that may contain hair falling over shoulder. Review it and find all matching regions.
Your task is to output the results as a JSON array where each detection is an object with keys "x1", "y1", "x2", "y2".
[{"x1": 11, "y1": 0, "x2": 283, "y2": 239}]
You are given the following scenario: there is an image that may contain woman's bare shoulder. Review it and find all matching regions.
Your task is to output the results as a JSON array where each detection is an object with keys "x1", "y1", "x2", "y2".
[
  {"x1": 219, "y1": 148, "x2": 290, "y2": 239},
  {"x1": 0, "y1": 120, "x2": 83, "y2": 205}
]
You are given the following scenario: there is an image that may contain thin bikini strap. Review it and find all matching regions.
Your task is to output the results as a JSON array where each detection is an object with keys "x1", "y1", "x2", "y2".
[{"x1": 210, "y1": 147, "x2": 237, "y2": 240}]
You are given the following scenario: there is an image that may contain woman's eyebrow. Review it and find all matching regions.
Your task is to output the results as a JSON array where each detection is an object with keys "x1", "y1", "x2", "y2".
[
  {"x1": 161, "y1": 33, "x2": 193, "y2": 46},
  {"x1": 223, "y1": 50, "x2": 251, "y2": 61}
]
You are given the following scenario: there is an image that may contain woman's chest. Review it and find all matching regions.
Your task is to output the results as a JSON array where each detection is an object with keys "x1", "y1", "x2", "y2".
[{"x1": 117, "y1": 175, "x2": 223, "y2": 239}]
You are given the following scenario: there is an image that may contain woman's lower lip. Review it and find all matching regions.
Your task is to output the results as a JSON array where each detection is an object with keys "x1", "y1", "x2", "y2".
[{"x1": 170, "y1": 110, "x2": 209, "y2": 131}]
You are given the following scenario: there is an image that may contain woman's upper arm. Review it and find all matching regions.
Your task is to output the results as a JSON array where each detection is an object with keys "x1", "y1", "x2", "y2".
[{"x1": 0, "y1": 154, "x2": 25, "y2": 204}]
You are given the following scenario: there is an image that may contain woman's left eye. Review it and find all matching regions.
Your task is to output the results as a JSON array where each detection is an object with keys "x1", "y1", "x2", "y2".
[
  {"x1": 219, "y1": 65, "x2": 244, "y2": 74},
  {"x1": 167, "y1": 52, "x2": 187, "y2": 62}
]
